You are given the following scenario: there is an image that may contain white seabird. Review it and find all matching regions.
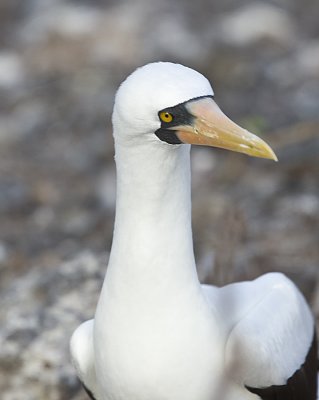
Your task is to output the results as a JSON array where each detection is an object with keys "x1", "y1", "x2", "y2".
[{"x1": 70, "y1": 62, "x2": 317, "y2": 400}]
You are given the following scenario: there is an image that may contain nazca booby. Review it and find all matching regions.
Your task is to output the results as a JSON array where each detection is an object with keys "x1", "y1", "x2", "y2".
[{"x1": 70, "y1": 62, "x2": 317, "y2": 400}]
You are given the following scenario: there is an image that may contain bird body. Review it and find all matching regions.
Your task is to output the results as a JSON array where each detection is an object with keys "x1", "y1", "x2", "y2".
[{"x1": 70, "y1": 62, "x2": 317, "y2": 400}]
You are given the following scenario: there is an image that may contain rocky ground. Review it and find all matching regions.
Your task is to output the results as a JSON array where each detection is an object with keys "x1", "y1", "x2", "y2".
[{"x1": 0, "y1": 0, "x2": 318, "y2": 399}]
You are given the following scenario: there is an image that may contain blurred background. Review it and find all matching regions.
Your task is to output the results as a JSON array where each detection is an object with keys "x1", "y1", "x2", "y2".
[{"x1": 0, "y1": 0, "x2": 318, "y2": 398}]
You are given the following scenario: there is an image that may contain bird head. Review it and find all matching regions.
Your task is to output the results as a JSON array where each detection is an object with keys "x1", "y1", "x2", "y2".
[{"x1": 112, "y1": 62, "x2": 277, "y2": 161}]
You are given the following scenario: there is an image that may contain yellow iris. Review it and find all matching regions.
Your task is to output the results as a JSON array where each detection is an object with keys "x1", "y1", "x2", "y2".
[{"x1": 159, "y1": 111, "x2": 173, "y2": 123}]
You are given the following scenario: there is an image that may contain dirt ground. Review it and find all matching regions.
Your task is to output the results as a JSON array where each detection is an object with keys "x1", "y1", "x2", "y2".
[{"x1": 0, "y1": 0, "x2": 318, "y2": 399}]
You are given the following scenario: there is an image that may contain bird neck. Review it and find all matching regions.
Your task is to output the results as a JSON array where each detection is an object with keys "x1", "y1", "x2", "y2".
[{"x1": 105, "y1": 138, "x2": 199, "y2": 296}]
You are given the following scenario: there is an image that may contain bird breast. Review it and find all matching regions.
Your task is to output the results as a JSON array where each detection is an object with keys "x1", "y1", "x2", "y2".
[{"x1": 94, "y1": 289, "x2": 224, "y2": 400}]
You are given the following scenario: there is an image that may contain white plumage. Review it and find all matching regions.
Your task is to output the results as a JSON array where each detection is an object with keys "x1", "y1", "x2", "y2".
[{"x1": 71, "y1": 62, "x2": 317, "y2": 400}]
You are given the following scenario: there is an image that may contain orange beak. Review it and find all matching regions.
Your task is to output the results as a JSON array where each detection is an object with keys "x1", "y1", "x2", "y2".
[{"x1": 171, "y1": 97, "x2": 277, "y2": 161}]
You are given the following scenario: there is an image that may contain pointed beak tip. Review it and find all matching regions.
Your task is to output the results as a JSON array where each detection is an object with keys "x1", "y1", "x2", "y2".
[
  {"x1": 267, "y1": 154, "x2": 278, "y2": 162},
  {"x1": 263, "y1": 145, "x2": 278, "y2": 162},
  {"x1": 246, "y1": 133, "x2": 278, "y2": 162}
]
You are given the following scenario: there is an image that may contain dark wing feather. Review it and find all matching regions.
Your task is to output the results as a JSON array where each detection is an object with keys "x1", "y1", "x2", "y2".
[
  {"x1": 82, "y1": 383, "x2": 97, "y2": 400},
  {"x1": 246, "y1": 330, "x2": 317, "y2": 400}
]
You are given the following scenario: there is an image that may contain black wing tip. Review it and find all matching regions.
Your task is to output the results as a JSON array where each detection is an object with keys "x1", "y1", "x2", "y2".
[
  {"x1": 82, "y1": 383, "x2": 97, "y2": 400},
  {"x1": 246, "y1": 329, "x2": 318, "y2": 400}
]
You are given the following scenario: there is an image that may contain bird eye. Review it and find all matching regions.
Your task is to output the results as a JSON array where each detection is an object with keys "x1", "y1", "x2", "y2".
[{"x1": 159, "y1": 111, "x2": 173, "y2": 123}]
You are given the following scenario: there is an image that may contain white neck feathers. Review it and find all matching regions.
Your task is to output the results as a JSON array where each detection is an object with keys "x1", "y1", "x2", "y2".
[{"x1": 106, "y1": 138, "x2": 199, "y2": 296}]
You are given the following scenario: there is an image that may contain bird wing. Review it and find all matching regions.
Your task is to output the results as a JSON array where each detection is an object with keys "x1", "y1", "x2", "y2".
[
  {"x1": 220, "y1": 273, "x2": 317, "y2": 400},
  {"x1": 70, "y1": 319, "x2": 98, "y2": 400},
  {"x1": 82, "y1": 384, "x2": 97, "y2": 400}
]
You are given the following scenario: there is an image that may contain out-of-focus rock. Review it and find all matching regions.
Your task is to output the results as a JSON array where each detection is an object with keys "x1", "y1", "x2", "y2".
[
  {"x1": 295, "y1": 41, "x2": 319, "y2": 79},
  {"x1": 0, "y1": 251, "x2": 105, "y2": 400},
  {"x1": 143, "y1": 15, "x2": 204, "y2": 61},
  {"x1": 268, "y1": 40, "x2": 319, "y2": 88},
  {"x1": 0, "y1": 241, "x2": 8, "y2": 265},
  {"x1": 191, "y1": 147, "x2": 217, "y2": 176},
  {"x1": 220, "y1": 3, "x2": 295, "y2": 47},
  {"x1": 0, "y1": 52, "x2": 25, "y2": 88},
  {"x1": 47, "y1": 5, "x2": 101, "y2": 38},
  {"x1": 61, "y1": 208, "x2": 97, "y2": 236},
  {"x1": 20, "y1": 3, "x2": 101, "y2": 43},
  {"x1": 96, "y1": 167, "x2": 116, "y2": 211},
  {"x1": 0, "y1": 180, "x2": 32, "y2": 213},
  {"x1": 0, "y1": 100, "x2": 47, "y2": 145}
]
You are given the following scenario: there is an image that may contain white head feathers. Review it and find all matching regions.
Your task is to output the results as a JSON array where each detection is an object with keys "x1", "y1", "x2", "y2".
[{"x1": 112, "y1": 62, "x2": 214, "y2": 137}]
